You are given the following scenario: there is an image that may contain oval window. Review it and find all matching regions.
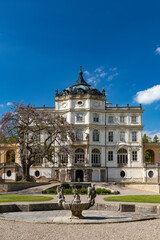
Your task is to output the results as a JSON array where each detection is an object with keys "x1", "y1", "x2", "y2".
[
  {"x1": 120, "y1": 170, "x2": 125, "y2": 178},
  {"x1": 35, "y1": 170, "x2": 40, "y2": 178},
  {"x1": 7, "y1": 170, "x2": 12, "y2": 177},
  {"x1": 148, "y1": 171, "x2": 154, "y2": 178},
  {"x1": 78, "y1": 101, "x2": 83, "y2": 105}
]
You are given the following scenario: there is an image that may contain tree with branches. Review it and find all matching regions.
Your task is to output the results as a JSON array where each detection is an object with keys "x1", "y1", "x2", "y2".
[{"x1": 0, "y1": 102, "x2": 74, "y2": 181}]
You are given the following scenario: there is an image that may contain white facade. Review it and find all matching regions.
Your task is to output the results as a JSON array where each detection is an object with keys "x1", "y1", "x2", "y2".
[{"x1": 30, "y1": 67, "x2": 144, "y2": 182}]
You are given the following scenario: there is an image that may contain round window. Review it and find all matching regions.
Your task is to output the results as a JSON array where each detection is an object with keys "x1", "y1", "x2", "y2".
[
  {"x1": 35, "y1": 170, "x2": 40, "y2": 178},
  {"x1": 77, "y1": 101, "x2": 83, "y2": 105},
  {"x1": 7, "y1": 170, "x2": 12, "y2": 177},
  {"x1": 148, "y1": 171, "x2": 154, "y2": 178},
  {"x1": 120, "y1": 170, "x2": 125, "y2": 178}
]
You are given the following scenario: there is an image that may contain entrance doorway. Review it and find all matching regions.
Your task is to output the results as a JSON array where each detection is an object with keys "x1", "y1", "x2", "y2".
[{"x1": 76, "y1": 170, "x2": 83, "y2": 182}]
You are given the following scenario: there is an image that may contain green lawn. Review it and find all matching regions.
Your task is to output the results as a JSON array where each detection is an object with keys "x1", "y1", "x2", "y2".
[
  {"x1": 0, "y1": 195, "x2": 53, "y2": 202},
  {"x1": 104, "y1": 195, "x2": 160, "y2": 204}
]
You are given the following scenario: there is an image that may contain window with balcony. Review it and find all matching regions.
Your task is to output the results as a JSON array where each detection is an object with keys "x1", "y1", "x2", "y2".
[
  {"x1": 120, "y1": 131, "x2": 125, "y2": 142},
  {"x1": 91, "y1": 149, "x2": 101, "y2": 166},
  {"x1": 77, "y1": 113, "x2": 83, "y2": 122},
  {"x1": 93, "y1": 129, "x2": 99, "y2": 142},
  {"x1": 108, "y1": 151, "x2": 113, "y2": 161},
  {"x1": 93, "y1": 113, "x2": 99, "y2": 122},
  {"x1": 108, "y1": 132, "x2": 113, "y2": 142},
  {"x1": 131, "y1": 116, "x2": 137, "y2": 123},
  {"x1": 117, "y1": 148, "x2": 128, "y2": 164},
  {"x1": 108, "y1": 116, "x2": 114, "y2": 123},
  {"x1": 132, "y1": 151, "x2": 137, "y2": 161},
  {"x1": 120, "y1": 116, "x2": 125, "y2": 123},
  {"x1": 75, "y1": 149, "x2": 85, "y2": 163},
  {"x1": 132, "y1": 131, "x2": 137, "y2": 142},
  {"x1": 76, "y1": 129, "x2": 83, "y2": 141}
]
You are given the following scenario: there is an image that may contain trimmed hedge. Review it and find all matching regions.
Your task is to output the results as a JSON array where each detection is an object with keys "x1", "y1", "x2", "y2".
[
  {"x1": 42, "y1": 187, "x2": 116, "y2": 195},
  {"x1": 79, "y1": 188, "x2": 88, "y2": 194},
  {"x1": 96, "y1": 188, "x2": 112, "y2": 195},
  {"x1": 61, "y1": 182, "x2": 71, "y2": 189}
]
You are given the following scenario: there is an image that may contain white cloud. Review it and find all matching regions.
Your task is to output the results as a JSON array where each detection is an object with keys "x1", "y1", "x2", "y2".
[
  {"x1": 84, "y1": 66, "x2": 118, "y2": 87},
  {"x1": 83, "y1": 71, "x2": 90, "y2": 76},
  {"x1": 7, "y1": 102, "x2": 12, "y2": 106},
  {"x1": 107, "y1": 73, "x2": 119, "y2": 81},
  {"x1": 144, "y1": 130, "x2": 160, "y2": 140},
  {"x1": 100, "y1": 72, "x2": 107, "y2": 78},
  {"x1": 109, "y1": 67, "x2": 117, "y2": 71},
  {"x1": 134, "y1": 85, "x2": 160, "y2": 104},
  {"x1": 0, "y1": 104, "x2": 4, "y2": 108},
  {"x1": 155, "y1": 47, "x2": 160, "y2": 55},
  {"x1": 94, "y1": 66, "x2": 104, "y2": 73}
]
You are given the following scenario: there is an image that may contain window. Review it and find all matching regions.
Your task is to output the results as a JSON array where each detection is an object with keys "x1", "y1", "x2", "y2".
[
  {"x1": 93, "y1": 113, "x2": 99, "y2": 122},
  {"x1": 91, "y1": 149, "x2": 101, "y2": 166},
  {"x1": 35, "y1": 131, "x2": 40, "y2": 142},
  {"x1": 108, "y1": 116, "x2": 114, "y2": 123},
  {"x1": 131, "y1": 116, "x2": 137, "y2": 123},
  {"x1": 77, "y1": 113, "x2": 83, "y2": 122},
  {"x1": 76, "y1": 129, "x2": 83, "y2": 141},
  {"x1": 120, "y1": 171, "x2": 125, "y2": 178},
  {"x1": 132, "y1": 151, "x2": 137, "y2": 161},
  {"x1": 47, "y1": 132, "x2": 52, "y2": 143},
  {"x1": 7, "y1": 170, "x2": 12, "y2": 177},
  {"x1": 35, "y1": 170, "x2": 40, "y2": 177},
  {"x1": 148, "y1": 171, "x2": 154, "y2": 178},
  {"x1": 120, "y1": 116, "x2": 125, "y2": 123},
  {"x1": 120, "y1": 131, "x2": 125, "y2": 142},
  {"x1": 35, "y1": 157, "x2": 43, "y2": 165},
  {"x1": 75, "y1": 149, "x2": 85, "y2": 163},
  {"x1": 108, "y1": 151, "x2": 113, "y2": 161},
  {"x1": 108, "y1": 132, "x2": 113, "y2": 142},
  {"x1": 132, "y1": 132, "x2": 137, "y2": 142},
  {"x1": 93, "y1": 129, "x2": 99, "y2": 141},
  {"x1": 117, "y1": 148, "x2": 128, "y2": 164},
  {"x1": 61, "y1": 155, "x2": 68, "y2": 163}
]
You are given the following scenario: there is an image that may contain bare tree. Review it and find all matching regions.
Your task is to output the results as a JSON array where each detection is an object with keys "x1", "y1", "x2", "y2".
[{"x1": 0, "y1": 102, "x2": 74, "y2": 181}]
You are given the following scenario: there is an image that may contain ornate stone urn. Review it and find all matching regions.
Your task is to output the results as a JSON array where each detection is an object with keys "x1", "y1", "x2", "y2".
[{"x1": 57, "y1": 185, "x2": 96, "y2": 219}]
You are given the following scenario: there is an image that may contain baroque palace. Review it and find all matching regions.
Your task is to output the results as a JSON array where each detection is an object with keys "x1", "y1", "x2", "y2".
[{"x1": 0, "y1": 67, "x2": 160, "y2": 182}]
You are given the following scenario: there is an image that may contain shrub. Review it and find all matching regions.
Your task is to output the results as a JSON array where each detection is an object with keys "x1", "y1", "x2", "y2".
[
  {"x1": 61, "y1": 182, "x2": 70, "y2": 189},
  {"x1": 64, "y1": 188, "x2": 73, "y2": 194},
  {"x1": 43, "y1": 189, "x2": 57, "y2": 194},
  {"x1": 96, "y1": 188, "x2": 111, "y2": 195},
  {"x1": 79, "y1": 188, "x2": 88, "y2": 194}
]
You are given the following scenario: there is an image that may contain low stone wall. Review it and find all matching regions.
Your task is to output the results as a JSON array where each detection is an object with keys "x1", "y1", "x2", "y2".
[
  {"x1": 123, "y1": 184, "x2": 160, "y2": 193},
  {"x1": 0, "y1": 202, "x2": 159, "y2": 215},
  {"x1": 0, "y1": 182, "x2": 49, "y2": 192}
]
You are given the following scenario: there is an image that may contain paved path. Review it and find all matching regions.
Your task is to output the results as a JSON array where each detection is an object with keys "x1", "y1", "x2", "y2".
[
  {"x1": 0, "y1": 182, "x2": 159, "y2": 206},
  {"x1": 0, "y1": 183, "x2": 160, "y2": 240}
]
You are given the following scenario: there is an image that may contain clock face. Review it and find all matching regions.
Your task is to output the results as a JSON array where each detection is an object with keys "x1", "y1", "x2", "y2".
[
  {"x1": 94, "y1": 101, "x2": 100, "y2": 107},
  {"x1": 61, "y1": 102, "x2": 67, "y2": 108}
]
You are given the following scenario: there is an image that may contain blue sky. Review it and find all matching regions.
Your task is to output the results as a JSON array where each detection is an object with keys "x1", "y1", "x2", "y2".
[{"x1": 0, "y1": 0, "x2": 160, "y2": 139}]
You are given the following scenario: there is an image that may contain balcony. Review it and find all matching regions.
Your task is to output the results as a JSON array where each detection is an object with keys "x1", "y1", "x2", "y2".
[
  {"x1": 74, "y1": 160, "x2": 85, "y2": 167},
  {"x1": 70, "y1": 140, "x2": 88, "y2": 146}
]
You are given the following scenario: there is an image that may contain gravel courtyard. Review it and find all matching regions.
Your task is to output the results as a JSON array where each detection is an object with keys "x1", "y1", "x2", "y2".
[{"x1": 0, "y1": 218, "x2": 160, "y2": 240}]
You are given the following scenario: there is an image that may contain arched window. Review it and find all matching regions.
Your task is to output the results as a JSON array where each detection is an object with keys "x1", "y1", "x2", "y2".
[
  {"x1": 117, "y1": 148, "x2": 128, "y2": 164},
  {"x1": 76, "y1": 129, "x2": 83, "y2": 141},
  {"x1": 6, "y1": 150, "x2": 15, "y2": 163},
  {"x1": 75, "y1": 149, "x2": 85, "y2": 163},
  {"x1": 91, "y1": 149, "x2": 101, "y2": 166},
  {"x1": 93, "y1": 129, "x2": 99, "y2": 142}
]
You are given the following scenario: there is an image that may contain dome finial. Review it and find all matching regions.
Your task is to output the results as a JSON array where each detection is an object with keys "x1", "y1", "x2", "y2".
[{"x1": 80, "y1": 65, "x2": 82, "y2": 72}]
